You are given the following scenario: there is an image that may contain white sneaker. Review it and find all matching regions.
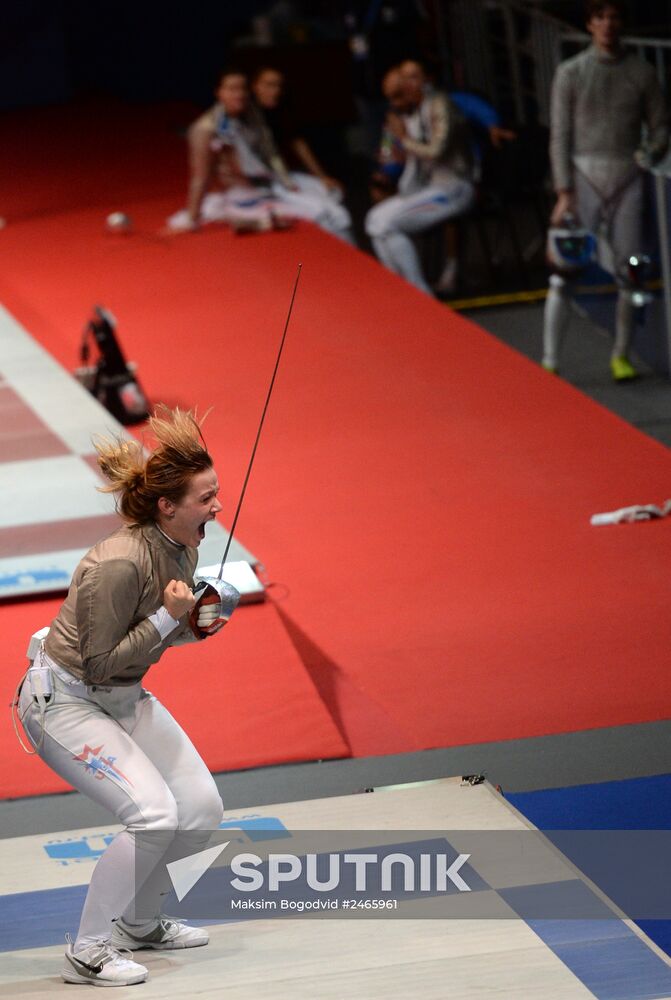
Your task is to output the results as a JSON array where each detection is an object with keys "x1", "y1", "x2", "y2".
[
  {"x1": 62, "y1": 934, "x2": 148, "y2": 986},
  {"x1": 111, "y1": 916, "x2": 209, "y2": 950}
]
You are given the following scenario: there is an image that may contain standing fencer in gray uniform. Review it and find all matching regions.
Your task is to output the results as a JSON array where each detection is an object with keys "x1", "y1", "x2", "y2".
[
  {"x1": 15, "y1": 407, "x2": 230, "y2": 987},
  {"x1": 543, "y1": 0, "x2": 668, "y2": 380}
]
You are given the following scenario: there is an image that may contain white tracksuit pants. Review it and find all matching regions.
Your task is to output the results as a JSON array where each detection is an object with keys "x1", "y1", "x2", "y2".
[
  {"x1": 18, "y1": 653, "x2": 223, "y2": 951},
  {"x1": 365, "y1": 180, "x2": 475, "y2": 295},
  {"x1": 169, "y1": 172, "x2": 354, "y2": 242},
  {"x1": 272, "y1": 173, "x2": 354, "y2": 242}
]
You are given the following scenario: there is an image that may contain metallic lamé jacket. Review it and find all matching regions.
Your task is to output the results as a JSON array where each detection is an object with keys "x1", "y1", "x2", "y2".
[{"x1": 44, "y1": 522, "x2": 198, "y2": 687}]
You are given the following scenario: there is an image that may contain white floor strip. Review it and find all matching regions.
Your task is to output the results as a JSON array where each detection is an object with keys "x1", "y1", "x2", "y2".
[{"x1": 0, "y1": 303, "x2": 258, "y2": 597}]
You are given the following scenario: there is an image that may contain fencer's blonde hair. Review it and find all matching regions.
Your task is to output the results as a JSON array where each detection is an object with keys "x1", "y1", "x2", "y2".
[{"x1": 94, "y1": 405, "x2": 213, "y2": 524}]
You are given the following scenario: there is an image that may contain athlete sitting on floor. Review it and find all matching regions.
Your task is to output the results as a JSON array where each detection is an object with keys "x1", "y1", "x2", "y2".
[{"x1": 168, "y1": 69, "x2": 354, "y2": 241}]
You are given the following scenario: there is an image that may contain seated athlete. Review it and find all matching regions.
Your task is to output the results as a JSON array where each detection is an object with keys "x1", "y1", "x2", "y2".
[
  {"x1": 168, "y1": 69, "x2": 354, "y2": 242},
  {"x1": 251, "y1": 66, "x2": 346, "y2": 198},
  {"x1": 365, "y1": 60, "x2": 476, "y2": 295}
]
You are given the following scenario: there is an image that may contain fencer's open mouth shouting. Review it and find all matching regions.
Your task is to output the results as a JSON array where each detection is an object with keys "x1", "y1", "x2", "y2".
[{"x1": 157, "y1": 468, "x2": 221, "y2": 548}]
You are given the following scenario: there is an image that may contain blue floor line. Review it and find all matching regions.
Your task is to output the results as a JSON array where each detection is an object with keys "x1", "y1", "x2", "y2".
[{"x1": 508, "y1": 772, "x2": 671, "y2": 995}]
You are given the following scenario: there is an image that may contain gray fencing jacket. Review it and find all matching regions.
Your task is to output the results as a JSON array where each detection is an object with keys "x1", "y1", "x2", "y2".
[
  {"x1": 45, "y1": 522, "x2": 198, "y2": 686},
  {"x1": 550, "y1": 44, "x2": 668, "y2": 199}
]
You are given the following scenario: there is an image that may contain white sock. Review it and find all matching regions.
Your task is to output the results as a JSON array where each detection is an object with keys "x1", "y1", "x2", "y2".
[
  {"x1": 118, "y1": 916, "x2": 160, "y2": 931},
  {"x1": 74, "y1": 829, "x2": 173, "y2": 952},
  {"x1": 435, "y1": 257, "x2": 458, "y2": 293},
  {"x1": 612, "y1": 290, "x2": 635, "y2": 360},
  {"x1": 120, "y1": 828, "x2": 215, "y2": 927},
  {"x1": 543, "y1": 279, "x2": 571, "y2": 368}
]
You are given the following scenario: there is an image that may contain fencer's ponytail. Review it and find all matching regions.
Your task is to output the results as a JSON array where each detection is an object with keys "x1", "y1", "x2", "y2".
[{"x1": 94, "y1": 405, "x2": 213, "y2": 524}]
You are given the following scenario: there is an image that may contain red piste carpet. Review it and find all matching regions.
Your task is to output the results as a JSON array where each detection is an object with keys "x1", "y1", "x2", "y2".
[{"x1": 2, "y1": 102, "x2": 671, "y2": 798}]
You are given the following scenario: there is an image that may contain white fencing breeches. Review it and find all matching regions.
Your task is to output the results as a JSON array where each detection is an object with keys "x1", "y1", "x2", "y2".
[
  {"x1": 543, "y1": 169, "x2": 644, "y2": 367},
  {"x1": 18, "y1": 655, "x2": 223, "y2": 951},
  {"x1": 574, "y1": 168, "x2": 644, "y2": 287},
  {"x1": 364, "y1": 180, "x2": 474, "y2": 294}
]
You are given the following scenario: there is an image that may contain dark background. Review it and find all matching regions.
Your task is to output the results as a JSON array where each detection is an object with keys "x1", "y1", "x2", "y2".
[{"x1": 2, "y1": 0, "x2": 669, "y2": 112}]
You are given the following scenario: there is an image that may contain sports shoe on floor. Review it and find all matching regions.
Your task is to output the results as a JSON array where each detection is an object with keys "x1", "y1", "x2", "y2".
[
  {"x1": 111, "y1": 916, "x2": 209, "y2": 951},
  {"x1": 270, "y1": 212, "x2": 296, "y2": 231},
  {"x1": 229, "y1": 215, "x2": 272, "y2": 235},
  {"x1": 62, "y1": 934, "x2": 148, "y2": 987},
  {"x1": 610, "y1": 356, "x2": 638, "y2": 381}
]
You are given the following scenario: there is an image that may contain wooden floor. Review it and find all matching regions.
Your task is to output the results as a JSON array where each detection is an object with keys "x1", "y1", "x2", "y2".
[
  {"x1": 2, "y1": 922, "x2": 600, "y2": 999},
  {"x1": 2, "y1": 778, "x2": 671, "y2": 999}
]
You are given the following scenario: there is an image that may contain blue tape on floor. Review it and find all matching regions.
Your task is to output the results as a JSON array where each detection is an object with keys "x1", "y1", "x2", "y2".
[
  {"x1": 0, "y1": 885, "x2": 218, "y2": 952},
  {"x1": 508, "y1": 774, "x2": 671, "y2": 831},
  {"x1": 527, "y1": 920, "x2": 671, "y2": 1000},
  {"x1": 508, "y1": 773, "x2": 671, "y2": 983},
  {"x1": 0, "y1": 886, "x2": 86, "y2": 951}
]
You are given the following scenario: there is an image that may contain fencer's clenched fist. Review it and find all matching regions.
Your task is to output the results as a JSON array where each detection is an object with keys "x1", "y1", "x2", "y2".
[{"x1": 164, "y1": 580, "x2": 196, "y2": 619}]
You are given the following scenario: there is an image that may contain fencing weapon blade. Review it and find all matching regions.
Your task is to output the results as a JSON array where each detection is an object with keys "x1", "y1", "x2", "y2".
[{"x1": 190, "y1": 264, "x2": 303, "y2": 638}]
